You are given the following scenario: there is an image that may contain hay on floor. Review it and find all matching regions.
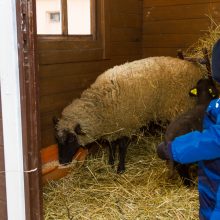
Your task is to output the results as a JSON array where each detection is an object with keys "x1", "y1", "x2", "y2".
[{"x1": 43, "y1": 135, "x2": 199, "y2": 220}]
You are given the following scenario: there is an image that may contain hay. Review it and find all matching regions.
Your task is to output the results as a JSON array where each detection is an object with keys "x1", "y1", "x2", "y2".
[
  {"x1": 43, "y1": 135, "x2": 199, "y2": 220},
  {"x1": 185, "y1": 16, "x2": 220, "y2": 58}
]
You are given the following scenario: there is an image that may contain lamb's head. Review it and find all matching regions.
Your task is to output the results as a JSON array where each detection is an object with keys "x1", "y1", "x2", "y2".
[
  {"x1": 53, "y1": 117, "x2": 83, "y2": 165},
  {"x1": 189, "y1": 78, "x2": 219, "y2": 105}
]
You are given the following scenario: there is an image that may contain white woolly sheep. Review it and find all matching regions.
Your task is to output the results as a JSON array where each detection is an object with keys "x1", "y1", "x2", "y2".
[
  {"x1": 164, "y1": 78, "x2": 219, "y2": 186},
  {"x1": 54, "y1": 56, "x2": 205, "y2": 173}
]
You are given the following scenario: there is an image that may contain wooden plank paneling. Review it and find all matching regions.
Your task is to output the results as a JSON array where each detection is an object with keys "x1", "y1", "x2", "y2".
[
  {"x1": 143, "y1": 34, "x2": 201, "y2": 48},
  {"x1": 39, "y1": 48, "x2": 103, "y2": 65},
  {"x1": 0, "y1": 119, "x2": 3, "y2": 146},
  {"x1": 38, "y1": 40, "x2": 102, "y2": 51},
  {"x1": 111, "y1": 27, "x2": 141, "y2": 42},
  {"x1": 111, "y1": 0, "x2": 142, "y2": 14},
  {"x1": 111, "y1": 42, "x2": 142, "y2": 56},
  {"x1": 111, "y1": 12, "x2": 142, "y2": 28},
  {"x1": 143, "y1": 47, "x2": 187, "y2": 58},
  {"x1": 41, "y1": 128, "x2": 56, "y2": 148},
  {"x1": 40, "y1": 92, "x2": 79, "y2": 113},
  {"x1": 0, "y1": 175, "x2": 6, "y2": 200},
  {"x1": 40, "y1": 72, "x2": 98, "y2": 96},
  {"x1": 144, "y1": 0, "x2": 220, "y2": 7},
  {"x1": 0, "y1": 200, "x2": 7, "y2": 220},
  {"x1": 39, "y1": 60, "x2": 111, "y2": 79},
  {"x1": 143, "y1": 0, "x2": 220, "y2": 58},
  {"x1": 0, "y1": 95, "x2": 7, "y2": 219},
  {"x1": 143, "y1": 18, "x2": 219, "y2": 34},
  {"x1": 144, "y1": 2, "x2": 220, "y2": 21}
]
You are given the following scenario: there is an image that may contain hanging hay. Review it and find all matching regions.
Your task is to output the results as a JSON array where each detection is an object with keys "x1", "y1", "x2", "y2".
[
  {"x1": 185, "y1": 16, "x2": 220, "y2": 58},
  {"x1": 43, "y1": 135, "x2": 199, "y2": 220}
]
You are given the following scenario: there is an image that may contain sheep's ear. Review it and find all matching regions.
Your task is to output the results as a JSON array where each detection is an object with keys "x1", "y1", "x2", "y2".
[
  {"x1": 189, "y1": 88, "x2": 197, "y2": 96},
  {"x1": 52, "y1": 116, "x2": 60, "y2": 126},
  {"x1": 209, "y1": 88, "x2": 218, "y2": 98},
  {"x1": 75, "y1": 124, "x2": 86, "y2": 135}
]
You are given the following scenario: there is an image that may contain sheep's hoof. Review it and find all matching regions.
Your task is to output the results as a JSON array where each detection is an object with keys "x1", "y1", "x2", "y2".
[
  {"x1": 117, "y1": 167, "x2": 125, "y2": 174},
  {"x1": 183, "y1": 178, "x2": 193, "y2": 187},
  {"x1": 108, "y1": 160, "x2": 114, "y2": 166}
]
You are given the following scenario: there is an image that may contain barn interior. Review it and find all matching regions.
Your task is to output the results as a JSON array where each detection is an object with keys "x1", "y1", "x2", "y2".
[
  {"x1": 0, "y1": 0, "x2": 220, "y2": 220},
  {"x1": 31, "y1": 0, "x2": 220, "y2": 219}
]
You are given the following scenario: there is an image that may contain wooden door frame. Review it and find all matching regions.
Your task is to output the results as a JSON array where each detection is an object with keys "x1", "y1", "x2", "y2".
[{"x1": 16, "y1": 1, "x2": 43, "y2": 219}]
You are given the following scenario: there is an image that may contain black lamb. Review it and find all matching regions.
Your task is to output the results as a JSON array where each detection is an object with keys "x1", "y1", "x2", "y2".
[{"x1": 164, "y1": 78, "x2": 219, "y2": 186}]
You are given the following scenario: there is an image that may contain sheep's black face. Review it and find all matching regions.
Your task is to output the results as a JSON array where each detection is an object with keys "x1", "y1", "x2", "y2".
[
  {"x1": 56, "y1": 130, "x2": 80, "y2": 165},
  {"x1": 189, "y1": 78, "x2": 219, "y2": 104}
]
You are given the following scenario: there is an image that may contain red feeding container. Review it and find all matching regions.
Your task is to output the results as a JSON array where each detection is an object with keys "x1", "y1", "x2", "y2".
[{"x1": 41, "y1": 144, "x2": 88, "y2": 184}]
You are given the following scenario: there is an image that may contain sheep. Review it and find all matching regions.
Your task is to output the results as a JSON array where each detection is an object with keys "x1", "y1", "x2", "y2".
[
  {"x1": 164, "y1": 78, "x2": 219, "y2": 186},
  {"x1": 54, "y1": 56, "x2": 205, "y2": 173}
]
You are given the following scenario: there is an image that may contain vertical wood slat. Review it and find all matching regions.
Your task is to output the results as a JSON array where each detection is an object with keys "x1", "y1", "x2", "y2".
[
  {"x1": 61, "y1": 0, "x2": 68, "y2": 35},
  {"x1": 0, "y1": 94, "x2": 7, "y2": 220},
  {"x1": 90, "y1": 0, "x2": 97, "y2": 39},
  {"x1": 16, "y1": 1, "x2": 43, "y2": 219}
]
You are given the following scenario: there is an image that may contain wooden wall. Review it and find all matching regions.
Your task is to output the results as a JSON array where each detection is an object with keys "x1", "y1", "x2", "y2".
[
  {"x1": 143, "y1": 0, "x2": 220, "y2": 57},
  {"x1": 0, "y1": 96, "x2": 7, "y2": 220},
  {"x1": 38, "y1": 0, "x2": 142, "y2": 148}
]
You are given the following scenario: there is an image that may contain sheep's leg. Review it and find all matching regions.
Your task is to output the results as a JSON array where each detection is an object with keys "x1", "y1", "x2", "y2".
[
  {"x1": 175, "y1": 164, "x2": 192, "y2": 187},
  {"x1": 108, "y1": 140, "x2": 117, "y2": 166},
  {"x1": 117, "y1": 136, "x2": 130, "y2": 174}
]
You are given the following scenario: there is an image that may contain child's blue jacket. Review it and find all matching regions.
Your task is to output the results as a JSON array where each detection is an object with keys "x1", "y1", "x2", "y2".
[{"x1": 171, "y1": 98, "x2": 220, "y2": 220}]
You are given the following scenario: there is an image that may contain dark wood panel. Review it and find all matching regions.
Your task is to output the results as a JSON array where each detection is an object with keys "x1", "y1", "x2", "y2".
[
  {"x1": 142, "y1": 47, "x2": 185, "y2": 58},
  {"x1": 111, "y1": 0, "x2": 142, "y2": 14},
  {"x1": 143, "y1": 18, "x2": 220, "y2": 34},
  {"x1": 111, "y1": 27, "x2": 142, "y2": 42},
  {"x1": 40, "y1": 91, "x2": 79, "y2": 113},
  {"x1": 39, "y1": 60, "x2": 111, "y2": 79},
  {"x1": 40, "y1": 109, "x2": 63, "y2": 130},
  {"x1": 0, "y1": 119, "x2": 2, "y2": 146},
  {"x1": 144, "y1": 0, "x2": 220, "y2": 7},
  {"x1": 110, "y1": 12, "x2": 142, "y2": 28},
  {"x1": 143, "y1": 34, "x2": 201, "y2": 48},
  {"x1": 0, "y1": 147, "x2": 5, "y2": 172},
  {"x1": 41, "y1": 128, "x2": 56, "y2": 148},
  {"x1": 0, "y1": 95, "x2": 7, "y2": 220},
  {"x1": 0, "y1": 175, "x2": 6, "y2": 200},
  {"x1": 39, "y1": 48, "x2": 103, "y2": 65},
  {"x1": 111, "y1": 42, "x2": 142, "y2": 56},
  {"x1": 0, "y1": 200, "x2": 7, "y2": 220},
  {"x1": 144, "y1": 2, "x2": 220, "y2": 21},
  {"x1": 37, "y1": 39, "x2": 102, "y2": 51},
  {"x1": 40, "y1": 72, "x2": 98, "y2": 96}
]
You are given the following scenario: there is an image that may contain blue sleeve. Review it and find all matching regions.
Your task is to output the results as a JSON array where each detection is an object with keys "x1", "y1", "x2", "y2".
[{"x1": 171, "y1": 125, "x2": 220, "y2": 164}]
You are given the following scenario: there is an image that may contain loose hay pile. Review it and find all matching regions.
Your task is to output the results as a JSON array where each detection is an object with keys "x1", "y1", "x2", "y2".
[
  {"x1": 185, "y1": 17, "x2": 220, "y2": 58},
  {"x1": 43, "y1": 135, "x2": 199, "y2": 220}
]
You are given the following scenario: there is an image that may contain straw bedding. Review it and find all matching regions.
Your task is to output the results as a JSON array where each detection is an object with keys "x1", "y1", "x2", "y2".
[
  {"x1": 43, "y1": 135, "x2": 199, "y2": 220},
  {"x1": 43, "y1": 18, "x2": 220, "y2": 220}
]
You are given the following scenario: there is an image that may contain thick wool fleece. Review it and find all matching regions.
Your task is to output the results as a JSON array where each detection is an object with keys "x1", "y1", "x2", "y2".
[{"x1": 57, "y1": 56, "x2": 204, "y2": 146}]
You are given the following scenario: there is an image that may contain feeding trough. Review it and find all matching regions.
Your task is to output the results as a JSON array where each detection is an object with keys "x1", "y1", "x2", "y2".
[{"x1": 41, "y1": 144, "x2": 88, "y2": 184}]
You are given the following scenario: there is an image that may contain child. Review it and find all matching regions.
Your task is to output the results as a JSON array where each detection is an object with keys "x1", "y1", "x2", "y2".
[{"x1": 157, "y1": 39, "x2": 220, "y2": 220}]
